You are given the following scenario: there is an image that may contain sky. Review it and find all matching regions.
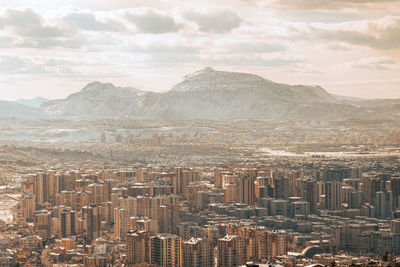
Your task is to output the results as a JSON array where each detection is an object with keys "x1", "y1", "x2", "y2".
[{"x1": 0, "y1": 0, "x2": 400, "y2": 100}]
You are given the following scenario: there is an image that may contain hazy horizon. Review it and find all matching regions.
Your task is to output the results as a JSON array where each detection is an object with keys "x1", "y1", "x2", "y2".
[{"x1": 2, "y1": 67, "x2": 397, "y2": 102}]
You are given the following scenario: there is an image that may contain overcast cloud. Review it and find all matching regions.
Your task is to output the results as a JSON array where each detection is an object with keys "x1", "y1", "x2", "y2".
[{"x1": 0, "y1": 0, "x2": 399, "y2": 100}]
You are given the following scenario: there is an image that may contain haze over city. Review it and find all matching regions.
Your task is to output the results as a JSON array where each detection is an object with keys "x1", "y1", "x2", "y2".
[{"x1": 1, "y1": 0, "x2": 400, "y2": 100}]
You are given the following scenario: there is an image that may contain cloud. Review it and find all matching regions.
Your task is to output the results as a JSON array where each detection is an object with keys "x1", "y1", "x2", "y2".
[
  {"x1": 63, "y1": 11, "x2": 125, "y2": 32},
  {"x1": 222, "y1": 41, "x2": 287, "y2": 54},
  {"x1": 200, "y1": 52, "x2": 305, "y2": 67},
  {"x1": 310, "y1": 16, "x2": 400, "y2": 50},
  {"x1": 0, "y1": 8, "x2": 71, "y2": 38},
  {"x1": 0, "y1": 54, "x2": 49, "y2": 75},
  {"x1": 0, "y1": 31, "x2": 85, "y2": 49},
  {"x1": 122, "y1": 42, "x2": 200, "y2": 65},
  {"x1": 182, "y1": 9, "x2": 242, "y2": 34},
  {"x1": 326, "y1": 44, "x2": 351, "y2": 51},
  {"x1": 280, "y1": 16, "x2": 400, "y2": 50},
  {"x1": 125, "y1": 9, "x2": 180, "y2": 34},
  {"x1": 338, "y1": 57, "x2": 400, "y2": 71},
  {"x1": 0, "y1": 53, "x2": 108, "y2": 77},
  {"x1": 140, "y1": 44, "x2": 199, "y2": 55},
  {"x1": 271, "y1": 0, "x2": 400, "y2": 10},
  {"x1": 17, "y1": 37, "x2": 85, "y2": 49}
]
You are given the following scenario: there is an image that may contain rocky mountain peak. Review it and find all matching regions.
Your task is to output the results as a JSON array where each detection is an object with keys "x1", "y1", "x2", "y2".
[
  {"x1": 172, "y1": 68, "x2": 269, "y2": 92},
  {"x1": 81, "y1": 81, "x2": 115, "y2": 92}
]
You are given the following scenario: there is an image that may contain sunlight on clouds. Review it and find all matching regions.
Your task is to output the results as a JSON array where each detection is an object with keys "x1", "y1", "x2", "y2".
[{"x1": 0, "y1": 1, "x2": 399, "y2": 100}]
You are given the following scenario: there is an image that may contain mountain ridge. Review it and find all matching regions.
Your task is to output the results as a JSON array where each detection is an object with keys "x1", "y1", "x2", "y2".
[
  {"x1": 2, "y1": 68, "x2": 399, "y2": 121},
  {"x1": 40, "y1": 68, "x2": 354, "y2": 120}
]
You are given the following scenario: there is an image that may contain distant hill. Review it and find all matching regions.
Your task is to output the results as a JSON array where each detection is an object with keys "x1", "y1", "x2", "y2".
[
  {"x1": 0, "y1": 100, "x2": 49, "y2": 119},
  {"x1": 16, "y1": 97, "x2": 48, "y2": 108},
  {"x1": 41, "y1": 82, "x2": 148, "y2": 118}
]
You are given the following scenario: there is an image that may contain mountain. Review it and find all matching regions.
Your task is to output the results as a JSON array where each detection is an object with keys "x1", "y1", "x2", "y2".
[
  {"x1": 172, "y1": 67, "x2": 337, "y2": 103},
  {"x1": 40, "y1": 68, "x2": 381, "y2": 121},
  {"x1": 41, "y1": 82, "x2": 147, "y2": 118},
  {"x1": 16, "y1": 97, "x2": 48, "y2": 108},
  {"x1": 161, "y1": 67, "x2": 346, "y2": 119},
  {"x1": 0, "y1": 100, "x2": 49, "y2": 119}
]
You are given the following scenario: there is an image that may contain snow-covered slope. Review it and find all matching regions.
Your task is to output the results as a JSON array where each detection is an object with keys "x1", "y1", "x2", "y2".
[
  {"x1": 157, "y1": 67, "x2": 345, "y2": 119},
  {"x1": 40, "y1": 68, "x2": 364, "y2": 121},
  {"x1": 41, "y1": 82, "x2": 147, "y2": 118},
  {"x1": 172, "y1": 67, "x2": 337, "y2": 104}
]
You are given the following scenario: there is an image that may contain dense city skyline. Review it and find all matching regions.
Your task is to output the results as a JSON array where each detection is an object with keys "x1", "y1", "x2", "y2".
[
  {"x1": 1, "y1": 1, "x2": 400, "y2": 266},
  {"x1": 1, "y1": 0, "x2": 400, "y2": 100}
]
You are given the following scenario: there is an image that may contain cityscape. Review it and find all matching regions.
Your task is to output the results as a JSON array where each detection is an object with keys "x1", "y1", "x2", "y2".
[
  {"x1": 1, "y1": 0, "x2": 400, "y2": 266},
  {"x1": 0, "y1": 127, "x2": 399, "y2": 266}
]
